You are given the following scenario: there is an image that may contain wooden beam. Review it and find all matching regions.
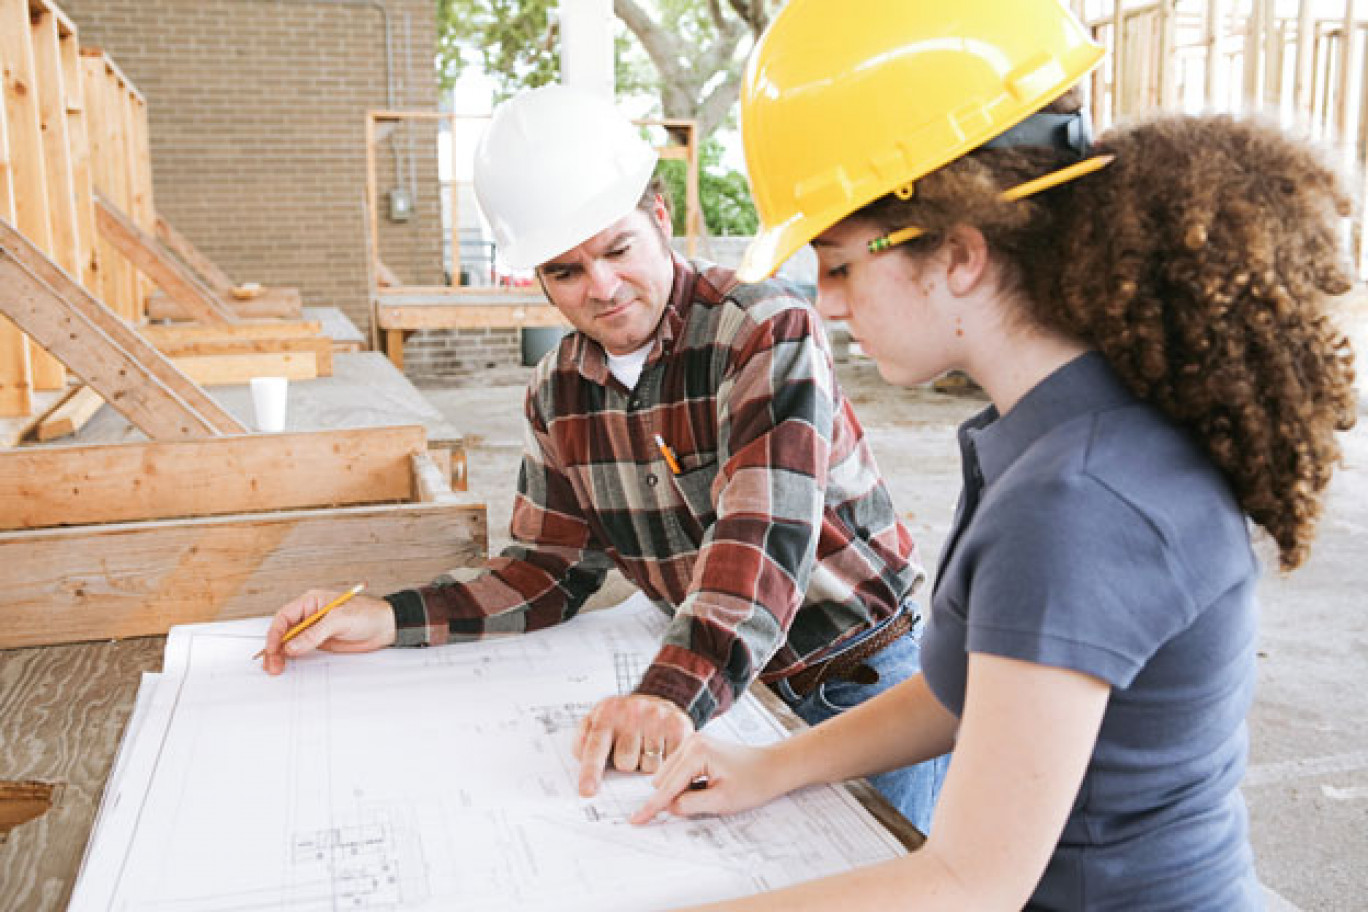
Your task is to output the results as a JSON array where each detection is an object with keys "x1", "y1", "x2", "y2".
[
  {"x1": 55, "y1": 5, "x2": 98, "y2": 294},
  {"x1": 411, "y1": 449, "x2": 465, "y2": 503},
  {"x1": 81, "y1": 51, "x2": 125, "y2": 318},
  {"x1": 0, "y1": 424, "x2": 428, "y2": 530},
  {"x1": 0, "y1": 46, "x2": 32, "y2": 418},
  {"x1": 27, "y1": 0, "x2": 74, "y2": 391},
  {"x1": 1205, "y1": 0, "x2": 1229, "y2": 108},
  {"x1": 170, "y1": 350, "x2": 321, "y2": 385},
  {"x1": 93, "y1": 194, "x2": 237, "y2": 324},
  {"x1": 376, "y1": 291, "x2": 565, "y2": 331},
  {"x1": 35, "y1": 383, "x2": 103, "y2": 441},
  {"x1": 139, "y1": 320, "x2": 324, "y2": 344},
  {"x1": 385, "y1": 329, "x2": 405, "y2": 368},
  {"x1": 0, "y1": 387, "x2": 62, "y2": 447},
  {"x1": 1, "y1": 0, "x2": 57, "y2": 399},
  {"x1": 1339, "y1": 0, "x2": 1357, "y2": 139},
  {"x1": 0, "y1": 216, "x2": 245, "y2": 437},
  {"x1": 1112, "y1": 0, "x2": 1127, "y2": 121},
  {"x1": 1294, "y1": 0, "x2": 1316, "y2": 113},
  {"x1": 0, "y1": 500, "x2": 488, "y2": 648},
  {"x1": 144, "y1": 286, "x2": 302, "y2": 321},
  {"x1": 153, "y1": 213, "x2": 234, "y2": 291},
  {"x1": 126, "y1": 93, "x2": 155, "y2": 321},
  {"x1": 152, "y1": 335, "x2": 333, "y2": 375}
]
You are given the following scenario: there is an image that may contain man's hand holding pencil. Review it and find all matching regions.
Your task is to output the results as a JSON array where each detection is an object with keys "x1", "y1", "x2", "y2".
[{"x1": 260, "y1": 584, "x2": 397, "y2": 675}]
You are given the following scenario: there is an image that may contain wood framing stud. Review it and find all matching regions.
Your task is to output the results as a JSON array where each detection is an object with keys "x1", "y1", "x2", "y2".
[
  {"x1": 0, "y1": 215, "x2": 245, "y2": 437},
  {"x1": 93, "y1": 194, "x2": 237, "y2": 325}
]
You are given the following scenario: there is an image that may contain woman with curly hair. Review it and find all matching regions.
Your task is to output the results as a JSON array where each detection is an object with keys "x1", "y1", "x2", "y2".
[{"x1": 630, "y1": 1, "x2": 1357, "y2": 909}]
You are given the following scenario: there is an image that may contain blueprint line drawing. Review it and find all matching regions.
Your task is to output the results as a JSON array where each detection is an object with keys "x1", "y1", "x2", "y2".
[{"x1": 71, "y1": 593, "x2": 906, "y2": 911}]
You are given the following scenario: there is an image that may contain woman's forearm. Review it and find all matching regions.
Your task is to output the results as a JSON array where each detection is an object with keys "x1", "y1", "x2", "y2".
[{"x1": 775, "y1": 673, "x2": 958, "y2": 793}]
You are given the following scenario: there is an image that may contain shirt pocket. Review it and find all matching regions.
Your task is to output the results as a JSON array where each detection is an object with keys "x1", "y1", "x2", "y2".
[{"x1": 670, "y1": 457, "x2": 719, "y2": 529}]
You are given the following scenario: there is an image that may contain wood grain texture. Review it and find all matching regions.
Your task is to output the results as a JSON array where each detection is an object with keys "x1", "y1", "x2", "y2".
[
  {"x1": 138, "y1": 320, "x2": 324, "y2": 344},
  {"x1": 145, "y1": 288, "x2": 301, "y2": 321},
  {"x1": 170, "y1": 350, "x2": 320, "y2": 385},
  {"x1": 0, "y1": 500, "x2": 488, "y2": 647},
  {"x1": 0, "y1": 424, "x2": 428, "y2": 530},
  {"x1": 93, "y1": 195, "x2": 236, "y2": 325},
  {"x1": 0, "y1": 216, "x2": 245, "y2": 437},
  {"x1": 0, "y1": 636, "x2": 164, "y2": 910},
  {"x1": 35, "y1": 385, "x2": 104, "y2": 442}
]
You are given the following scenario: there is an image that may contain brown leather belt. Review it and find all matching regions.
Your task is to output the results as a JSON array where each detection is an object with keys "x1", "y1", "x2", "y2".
[{"x1": 783, "y1": 612, "x2": 914, "y2": 699}]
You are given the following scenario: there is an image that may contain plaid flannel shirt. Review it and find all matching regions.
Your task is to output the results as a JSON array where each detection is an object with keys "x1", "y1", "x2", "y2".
[{"x1": 385, "y1": 257, "x2": 924, "y2": 727}]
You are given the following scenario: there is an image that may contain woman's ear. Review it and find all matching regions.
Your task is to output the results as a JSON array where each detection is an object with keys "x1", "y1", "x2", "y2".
[{"x1": 943, "y1": 225, "x2": 991, "y2": 296}]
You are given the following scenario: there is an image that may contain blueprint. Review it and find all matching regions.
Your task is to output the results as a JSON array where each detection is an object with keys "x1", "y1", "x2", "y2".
[{"x1": 71, "y1": 593, "x2": 906, "y2": 910}]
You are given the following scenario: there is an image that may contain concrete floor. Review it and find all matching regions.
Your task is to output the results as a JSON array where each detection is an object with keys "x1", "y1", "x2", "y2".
[{"x1": 421, "y1": 343, "x2": 1368, "y2": 910}]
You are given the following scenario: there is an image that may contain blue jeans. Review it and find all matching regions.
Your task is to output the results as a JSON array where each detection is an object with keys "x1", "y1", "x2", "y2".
[{"x1": 773, "y1": 614, "x2": 949, "y2": 836}]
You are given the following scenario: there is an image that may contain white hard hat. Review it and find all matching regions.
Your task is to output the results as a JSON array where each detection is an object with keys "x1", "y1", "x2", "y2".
[{"x1": 473, "y1": 84, "x2": 659, "y2": 270}]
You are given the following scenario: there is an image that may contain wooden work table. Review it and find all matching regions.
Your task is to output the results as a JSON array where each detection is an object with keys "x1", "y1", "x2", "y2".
[
  {"x1": 0, "y1": 635, "x2": 922, "y2": 910},
  {"x1": 373, "y1": 289, "x2": 566, "y2": 369}
]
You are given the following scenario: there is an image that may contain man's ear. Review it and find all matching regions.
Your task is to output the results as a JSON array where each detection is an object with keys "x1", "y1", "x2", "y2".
[
  {"x1": 943, "y1": 224, "x2": 991, "y2": 296},
  {"x1": 651, "y1": 194, "x2": 672, "y2": 240}
]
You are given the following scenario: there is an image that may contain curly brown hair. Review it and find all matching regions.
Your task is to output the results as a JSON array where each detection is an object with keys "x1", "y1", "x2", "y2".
[{"x1": 856, "y1": 115, "x2": 1359, "y2": 571}]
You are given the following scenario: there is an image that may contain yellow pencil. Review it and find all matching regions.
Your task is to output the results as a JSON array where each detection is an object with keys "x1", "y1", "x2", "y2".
[
  {"x1": 252, "y1": 583, "x2": 365, "y2": 660},
  {"x1": 653, "y1": 434, "x2": 683, "y2": 475}
]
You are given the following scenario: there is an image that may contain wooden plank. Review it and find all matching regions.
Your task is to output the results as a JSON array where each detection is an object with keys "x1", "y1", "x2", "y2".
[
  {"x1": 80, "y1": 51, "x2": 123, "y2": 317},
  {"x1": 385, "y1": 328, "x2": 405, "y2": 368},
  {"x1": 35, "y1": 383, "x2": 103, "y2": 441},
  {"x1": 105, "y1": 63, "x2": 136, "y2": 316},
  {"x1": 139, "y1": 319, "x2": 324, "y2": 344},
  {"x1": 81, "y1": 50, "x2": 150, "y2": 320},
  {"x1": 0, "y1": 500, "x2": 488, "y2": 648},
  {"x1": 0, "y1": 216, "x2": 246, "y2": 437},
  {"x1": 0, "y1": 386, "x2": 61, "y2": 447},
  {"x1": 26, "y1": 0, "x2": 72, "y2": 391},
  {"x1": 0, "y1": 54, "x2": 31, "y2": 418},
  {"x1": 411, "y1": 448, "x2": 464, "y2": 503},
  {"x1": 1294, "y1": 0, "x2": 1316, "y2": 113},
  {"x1": 56, "y1": 5, "x2": 96, "y2": 294},
  {"x1": 0, "y1": 0, "x2": 53, "y2": 257},
  {"x1": 1, "y1": 0, "x2": 57, "y2": 398},
  {"x1": 94, "y1": 194, "x2": 237, "y2": 324},
  {"x1": 0, "y1": 424, "x2": 428, "y2": 530},
  {"x1": 127, "y1": 93, "x2": 154, "y2": 321},
  {"x1": 171, "y1": 350, "x2": 320, "y2": 385},
  {"x1": 378, "y1": 302, "x2": 567, "y2": 330},
  {"x1": 154, "y1": 335, "x2": 332, "y2": 374},
  {"x1": 153, "y1": 213, "x2": 234, "y2": 291},
  {"x1": 29, "y1": 4, "x2": 78, "y2": 284},
  {"x1": 1340, "y1": 1, "x2": 1359, "y2": 139},
  {"x1": 145, "y1": 287, "x2": 301, "y2": 321}
]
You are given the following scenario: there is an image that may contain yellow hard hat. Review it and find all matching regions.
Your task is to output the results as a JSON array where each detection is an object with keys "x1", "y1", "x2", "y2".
[{"x1": 737, "y1": 0, "x2": 1105, "y2": 282}]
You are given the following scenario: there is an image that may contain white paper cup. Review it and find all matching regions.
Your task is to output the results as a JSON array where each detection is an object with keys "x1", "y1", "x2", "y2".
[{"x1": 249, "y1": 376, "x2": 289, "y2": 432}]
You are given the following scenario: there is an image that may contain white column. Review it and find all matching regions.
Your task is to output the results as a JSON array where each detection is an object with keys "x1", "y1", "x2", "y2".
[{"x1": 560, "y1": 0, "x2": 615, "y2": 99}]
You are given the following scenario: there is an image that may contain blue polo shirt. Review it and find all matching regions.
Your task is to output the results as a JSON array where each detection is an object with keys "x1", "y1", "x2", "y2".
[{"x1": 921, "y1": 352, "x2": 1262, "y2": 910}]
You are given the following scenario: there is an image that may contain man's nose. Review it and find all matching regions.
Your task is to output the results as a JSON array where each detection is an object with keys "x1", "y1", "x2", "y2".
[{"x1": 586, "y1": 259, "x2": 622, "y2": 300}]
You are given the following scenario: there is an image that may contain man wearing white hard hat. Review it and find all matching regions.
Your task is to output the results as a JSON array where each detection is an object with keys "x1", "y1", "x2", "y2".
[{"x1": 262, "y1": 83, "x2": 947, "y2": 833}]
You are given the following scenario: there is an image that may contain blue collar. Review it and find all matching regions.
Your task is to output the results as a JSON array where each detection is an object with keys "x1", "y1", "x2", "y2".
[{"x1": 962, "y1": 351, "x2": 1137, "y2": 489}]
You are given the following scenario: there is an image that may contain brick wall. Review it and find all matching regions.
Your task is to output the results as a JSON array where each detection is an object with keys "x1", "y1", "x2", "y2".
[
  {"x1": 401, "y1": 326, "x2": 523, "y2": 381},
  {"x1": 61, "y1": 0, "x2": 454, "y2": 351}
]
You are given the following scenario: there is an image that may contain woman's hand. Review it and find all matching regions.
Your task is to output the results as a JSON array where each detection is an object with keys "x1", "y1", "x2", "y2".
[{"x1": 630, "y1": 733, "x2": 791, "y2": 825}]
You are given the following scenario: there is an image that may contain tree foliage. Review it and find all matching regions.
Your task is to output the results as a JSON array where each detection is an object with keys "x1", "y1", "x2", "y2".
[
  {"x1": 437, "y1": 0, "x2": 780, "y2": 236},
  {"x1": 657, "y1": 137, "x2": 758, "y2": 237}
]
